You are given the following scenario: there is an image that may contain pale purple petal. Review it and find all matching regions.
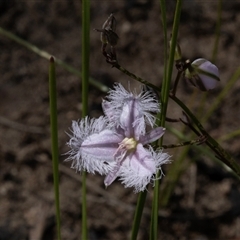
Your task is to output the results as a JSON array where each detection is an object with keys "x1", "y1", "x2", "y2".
[
  {"x1": 199, "y1": 74, "x2": 218, "y2": 90},
  {"x1": 192, "y1": 58, "x2": 220, "y2": 91},
  {"x1": 81, "y1": 129, "x2": 123, "y2": 160},
  {"x1": 136, "y1": 88, "x2": 160, "y2": 127},
  {"x1": 119, "y1": 99, "x2": 145, "y2": 138},
  {"x1": 119, "y1": 144, "x2": 156, "y2": 192},
  {"x1": 68, "y1": 116, "x2": 109, "y2": 146},
  {"x1": 104, "y1": 163, "x2": 121, "y2": 187},
  {"x1": 106, "y1": 83, "x2": 160, "y2": 129},
  {"x1": 102, "y1": 99, "x2": 114, "y2": 121},
  {"x1": 150, "y1": 146, "x2": 171, "y2": 169},
  {"x1": 70, "y1": 153, "x2": 116, "y2": 175},
  {"x1": 67, "y1": 116, "x2": 112, "y2": 163},
  {"x1": 119, "y1": 144, "x2": 171, "y2": 192},
  {"x1": 66, "y1": 117, "x2": 123, "y2": 175},
  {"x1": 139, "y1": 127, "x2": 165, "y2": 145}
]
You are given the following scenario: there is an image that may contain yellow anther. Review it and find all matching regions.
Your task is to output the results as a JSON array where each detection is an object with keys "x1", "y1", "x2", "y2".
[{"x1": 122, "y1": 138, "x2": 137, "y2": 151}]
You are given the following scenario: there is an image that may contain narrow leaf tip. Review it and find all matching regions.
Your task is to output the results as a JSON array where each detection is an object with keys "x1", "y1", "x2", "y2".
[{"x1": 50, "y1": 56, "x2": 55, "y2": 62}]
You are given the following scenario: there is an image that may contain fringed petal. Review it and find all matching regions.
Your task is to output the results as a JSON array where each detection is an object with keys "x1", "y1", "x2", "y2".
[
  {"x1": 105, "y1": 83, "x2": 160, "y2": 129},
  {"x1": 118, "y1": 144, "x2": 155, "y2": 192},
  {"x1": 119, "y1": 144, "x2": 171, "y2": 192},
  {"x1": 66, "y1": 116, "x2": 122, "y2": 175}
]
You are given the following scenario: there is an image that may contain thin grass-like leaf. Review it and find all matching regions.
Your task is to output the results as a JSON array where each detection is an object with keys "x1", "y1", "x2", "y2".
[
  {"x1": 0, "y1": 27, "x2": 108, "y2": 93},
  {"x1": 49, "y1": 57, "x2": 61, "y2": 240},
  {"x1": 150, "y1": 1, "x2": 182, "y2": 239},
  {"x1": 212, "y1": 0, "x2": 222, "y2": 63},
  {"x1": 130, "y1": 191, "x2": 148, "y2": 240},
  {"x1": 81, "y1": 0, "x2": 90, "y2": 239}
]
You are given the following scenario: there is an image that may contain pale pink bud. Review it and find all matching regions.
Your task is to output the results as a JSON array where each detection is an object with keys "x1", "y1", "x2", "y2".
[{"x1": 185, "y1": 58, "x2": 220, "y2": 91}]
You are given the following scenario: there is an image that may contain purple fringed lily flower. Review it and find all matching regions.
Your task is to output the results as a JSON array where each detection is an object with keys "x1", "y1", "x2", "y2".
[{"x1": 67, "y1": 83, "x2": 170, "y2": 192}]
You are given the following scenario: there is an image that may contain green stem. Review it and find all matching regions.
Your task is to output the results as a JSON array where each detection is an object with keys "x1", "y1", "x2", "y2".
[
  {"x1": 211, "y1": 0, "x2": 222, "y2": 63},
  {"x1": 151, "y1": 1, "x2": 182, "y2": 239},
  {"x1": 49, "y1": 57, "x2": 61, "y2": 240},
  {"x1": 130, "y1": 191, "x2": 148, "y2": 240},
  {"x1": 159, "y1": 146, "x2": 189, "y2": 207},
  {"x1": 171, "y1": 70, "x2": 183, "y2": 96},
  {"x1": 219, "y1": 128, "x2": 240, "y2": 142},
  {"x1": 162, "y1": 137, "x2": 205, "y2": 149},
  {"x1": 159, "y1": 0, "x2": 168, "y2": 90},
  {"x1": 115, "y1": 64, "x2": 157, "y2": 90},
  {"x1": 161, "y1": 0, "x2": 182, "y2": 125},
  {"x1": 81, "y1": 0, "x2": 90, "y2": 239}
]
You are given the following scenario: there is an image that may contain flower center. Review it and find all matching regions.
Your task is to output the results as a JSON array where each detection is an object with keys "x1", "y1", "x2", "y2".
[
  {"x1": 121, "y1": 137, "x2": 138, "y2": 151},
  {"x1": 113, "y1": 137, "x2": 138, "y2": 161}
]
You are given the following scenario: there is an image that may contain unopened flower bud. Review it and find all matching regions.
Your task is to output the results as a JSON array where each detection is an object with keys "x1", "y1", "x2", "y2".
[{"x1": 185, "y1": 58, "x2": 220, "y2": 91}]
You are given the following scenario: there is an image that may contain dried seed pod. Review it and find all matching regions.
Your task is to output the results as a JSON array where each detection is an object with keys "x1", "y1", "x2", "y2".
[
  {"x1": 102, "y1": 13, "x2": 117, "y2": 32},
  {"x1": 95, "y1": 13, "x2": 119, "y2": 46},
  {"x1": 103, "y1": 30, "x2": 119, "y2": 46}
]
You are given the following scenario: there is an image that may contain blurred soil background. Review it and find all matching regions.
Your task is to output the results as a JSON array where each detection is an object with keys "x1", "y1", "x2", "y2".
[{"x1": 0, "y1": 0, "x2": 240, "y2": 239}]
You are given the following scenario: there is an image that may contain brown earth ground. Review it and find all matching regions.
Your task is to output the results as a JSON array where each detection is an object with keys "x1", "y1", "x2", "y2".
[{"x1": 0, "y1": 1, "x2": 240, "y2": 239}]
